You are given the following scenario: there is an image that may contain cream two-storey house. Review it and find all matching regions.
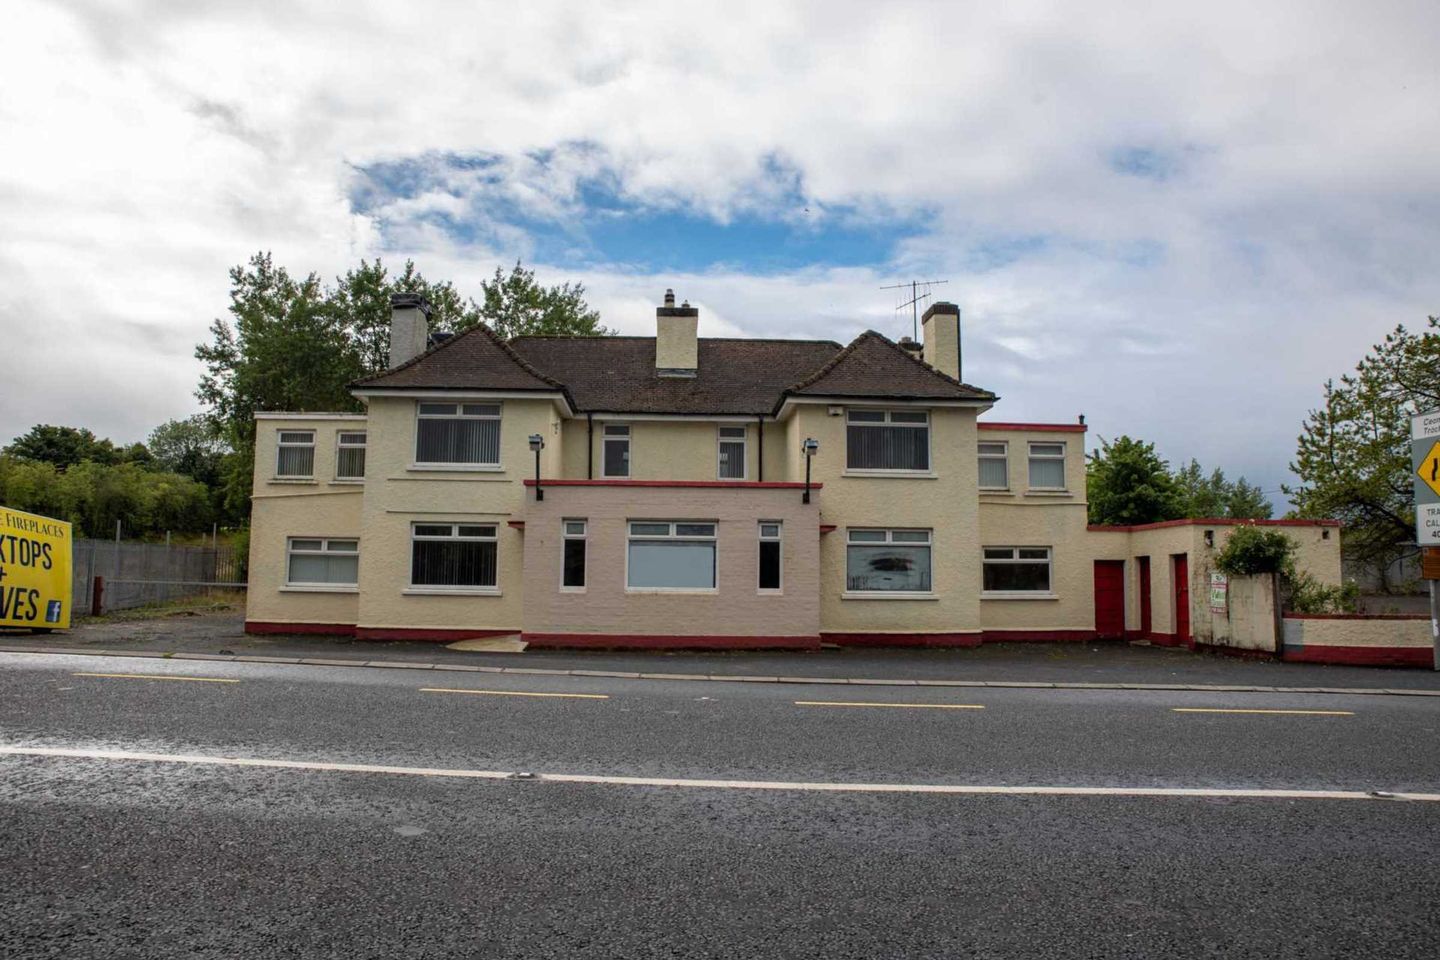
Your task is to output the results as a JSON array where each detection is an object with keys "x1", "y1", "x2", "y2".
[{"x1": 245, "y1": 292, "x2": 1341, "y2": 649}]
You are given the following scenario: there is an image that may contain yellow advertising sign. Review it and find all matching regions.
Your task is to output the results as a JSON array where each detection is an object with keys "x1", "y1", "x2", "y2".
[
  {"x1": 1418, "y1": 440, "x2": 1440, "y2": 498},
  {"x1": 0, "y1": 505, "x2": 72, "y2": 630}
]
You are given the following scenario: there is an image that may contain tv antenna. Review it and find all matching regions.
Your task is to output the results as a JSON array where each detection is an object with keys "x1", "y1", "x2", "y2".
[{"x1": 880, "y1": 279, "x2": 948, "y2": 342}]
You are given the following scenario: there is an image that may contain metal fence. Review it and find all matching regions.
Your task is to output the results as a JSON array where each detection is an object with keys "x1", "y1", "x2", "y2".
[{"x1": 72, "y1": 538, "x2": 246, "y2": 615}]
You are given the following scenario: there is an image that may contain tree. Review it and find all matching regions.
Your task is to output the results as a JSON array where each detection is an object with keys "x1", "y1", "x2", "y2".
[
  {"x1": 1173, "y1": 459, "x2": 1272, "y2": 519},
  {"x1": 5, "y1": 425, "x2": 122, "y2": 469},
  {"x1": 1087, "y1": 435, "x2": 1183, "y2": 525},
  {"x1": 329, "y1": 258, "x2": 483, "y2": 374},
  {"x1": 147, "y1": 416, "x2": 230, "y2": 488},
  {"x1": 476, "y1": 261, "x2": 612, "y2": 340},
  {"x1": 1286, "y1": 318, "x2": 1440, "y2": 578}
]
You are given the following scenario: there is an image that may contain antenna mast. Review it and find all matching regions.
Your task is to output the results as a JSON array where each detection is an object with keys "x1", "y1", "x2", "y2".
[{"x1": 880, "y1": 279, "x2": 949, "y2": 342}]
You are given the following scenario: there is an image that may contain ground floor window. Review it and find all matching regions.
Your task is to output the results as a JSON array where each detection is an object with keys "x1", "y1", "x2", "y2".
[
  {"x1": 758, "y1": 522, "x2": 782, "y2": 591},
  {"x1": 982, "y1": 546, "x2": 1053, "y2": 593},
  {"x1": 411, "y1": 523, "x2": 497, "y2": 589},
  {"x1": 846, "y1": 528, "x2": 932, "y2": 592},
  {"x1": 627, "y1": 521, "x2": 716, "y2": 590},
  {"x1": 286, "y1": 538, "x2": 358, "y2": 586},
  {"x1": 562, "y1": 519, "x2": 587, "y2": 589}
]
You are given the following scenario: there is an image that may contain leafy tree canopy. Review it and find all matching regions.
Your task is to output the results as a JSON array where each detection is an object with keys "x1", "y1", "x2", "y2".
[
  {"x1": 4, "y1": 424, "x2": 147, "y2": 470},
  {"x1": 477, "y1": 261, "x2": 613, "y2": 340},
  {"x1": 146, "y1": 415, "x2": 231, "y2": 489},
  {"x1": 1087, "y1": 435, "x2": 1183, "y2": 525},
  {"x1": 1286, "y1": 317, "x2": 1440, "y2": 569},
  {"x1": 1173, "y1": 459, "x2": 1272, "y2": 520}
]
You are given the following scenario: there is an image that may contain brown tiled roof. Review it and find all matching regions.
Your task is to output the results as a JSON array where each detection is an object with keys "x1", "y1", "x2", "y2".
[
  {"x1": 789, "y1": 330, "x2": 996, "y2": 402},
  {"x1": 351, "y1": 323, "x2": 568, "y2": 397},
  {"x1": 352, "y1": 326, "x2": 994, "y2": 414},
  {"x1": 510, "y1": 336, "x2": 843, "y2": 415}
]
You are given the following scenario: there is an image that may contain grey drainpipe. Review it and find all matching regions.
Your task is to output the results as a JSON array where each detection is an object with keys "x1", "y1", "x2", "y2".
[
  {"x1": 757, "y1": 416, "x2": 764, "y2": 482},
  {"x1": 586, "y1": 413, "x2": 594, "y2": 479}
]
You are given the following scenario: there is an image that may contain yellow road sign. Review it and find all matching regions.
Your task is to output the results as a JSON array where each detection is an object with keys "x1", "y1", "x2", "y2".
[
  {"x1": 0, "y1": 505, "x2": 72, "y2": 629},
  {"x1": 1419, "y1": 441, "x2": 1440, "y2": 497}
]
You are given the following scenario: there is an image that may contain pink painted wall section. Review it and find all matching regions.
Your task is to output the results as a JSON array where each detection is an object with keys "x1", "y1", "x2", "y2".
[{"x1": 518, "y1": 484, "x2": 821, "y2": 640}]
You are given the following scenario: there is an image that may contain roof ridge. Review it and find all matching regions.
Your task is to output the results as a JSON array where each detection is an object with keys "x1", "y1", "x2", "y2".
[
  {"x1": 351, "y1": 323, "x2": 491, "y2": 386},
  {"x1": 781, "y1": 328, "x2": 996, "y2": 401},
  {"x1": 352, "y1": 322, "x2": 572, "y2": 400}
]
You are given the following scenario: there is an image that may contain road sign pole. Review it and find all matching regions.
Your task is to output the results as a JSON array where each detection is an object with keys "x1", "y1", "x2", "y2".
[{"x1": 1432, "y1": 578, "x2": 1440, "y2": 672}]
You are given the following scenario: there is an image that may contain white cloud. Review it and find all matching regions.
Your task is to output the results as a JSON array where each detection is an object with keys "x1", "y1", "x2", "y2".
[{"x1": 2, "y1": 0, "x2": 1438, "y2": 505}]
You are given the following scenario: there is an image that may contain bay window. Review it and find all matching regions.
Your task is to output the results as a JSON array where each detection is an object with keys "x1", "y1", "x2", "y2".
[
  {"x1": 627, "y1": 521, "x2": 716, "y2": 590},
  {"x1": 845, "y1": 528, "x2": 932, "y2": 593},
  {"x1": 846, "y1": 410, "x2": 930, "y2": 472}
]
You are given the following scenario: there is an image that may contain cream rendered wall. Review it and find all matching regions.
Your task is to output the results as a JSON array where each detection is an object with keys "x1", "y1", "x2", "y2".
[
  {"x1": 575, "y1": 420, "x2": 767, "y2": 482},
  {"x1": 246, "y1": 416, "x2": 366, "y2": 627},
  {"x1": 353, "y1": 395, "x2": 559, "y2": 633},
  {"x1": 520, "y1": 486, "x2": 820, "y2": 637},
  {"x1": 976, "y1": 428, "x2": 1092, "y2": 634},
  {"x1": 789, "y1": 403, "x2": 982, "y2": 636},
  {"x1": 1283, "y1": 616, "x2": 1430, "y2": 649}
]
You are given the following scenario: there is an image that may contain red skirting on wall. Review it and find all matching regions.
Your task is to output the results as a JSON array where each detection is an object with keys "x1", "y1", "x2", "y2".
[
  {"x1": 1282, "y1": 645, "x2": 1433, "y2": 668},
  {"x1": 522, "y1": 632, "x2": 822, "y2": 651},
  {"x1": 355, "y1": 627, "x2": 518, "y2": 643},
  {"x1": 980, "y1": 629, "x2": 1097, "y2": 643},
  {"x1": 245, "y1": 620, "x2": 356, "y2": 637},
  {"x1": 822, "y1": 632, "x2": 981, "y2": 648},
  {"x1": 1191, "y1": 641, "x2": 1277, "y2": 661}
]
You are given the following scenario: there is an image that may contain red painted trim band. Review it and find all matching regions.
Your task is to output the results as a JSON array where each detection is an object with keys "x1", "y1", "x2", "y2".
[
  {"x1": 1282, "y1": 645, "x2": 1433, "y2": 668},
  {"x1": 1089, "y1": 518, "x2": 1341, "y2": 532},
  {"x1": 507, "y1": 520, "x2": 525, "y2": 529},
  {"x1": 1192, "y1": 641, "x2": 1277, "y2": 661},
  {"x1": 354, "y1": 627, "x2": 517, "y2": 642},
  {"x1": 978, "y1": 421, "x2": 1087, "y2": 433},
  {"x1": 821, "y1": 632, "x2": 982, "y2": 648},
  {"x1": 980, "y1": 629, "x2": 1098, "y2": 643},
  {"x1": 521, "y1": 633, "x2": 821, "y2": 651},
  {"x1": 523, "y1": 479, "x2": 820, "y2": 489},
  {"x1": 245, "y1": 621, "x2": 356, "y2": 637}
]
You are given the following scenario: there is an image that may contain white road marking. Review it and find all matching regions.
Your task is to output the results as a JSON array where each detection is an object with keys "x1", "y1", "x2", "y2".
[{"x1": 1, "y1": 746, "x2": 1435, "y2": 802}]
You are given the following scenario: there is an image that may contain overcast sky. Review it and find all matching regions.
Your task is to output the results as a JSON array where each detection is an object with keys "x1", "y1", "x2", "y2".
[{"x1": 4, "y1": 0, "x2": 1438, "y2": 504}]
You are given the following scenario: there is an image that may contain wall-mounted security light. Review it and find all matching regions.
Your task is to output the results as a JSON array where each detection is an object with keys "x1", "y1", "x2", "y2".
[
  {"x1": 802, "y1": 437, "x2": 819, "y2": 504},
  {"x1": 529, "y1": 434, "x2": 545, "y2": 500}
]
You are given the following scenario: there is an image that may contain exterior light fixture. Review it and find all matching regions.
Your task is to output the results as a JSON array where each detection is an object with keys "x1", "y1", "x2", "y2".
[
  {"x1": 801, "y1": 437, "x2": 819, "y2": 504},
  {"x1": 528, "y1": 434, "x2": 545, "y2": 500}
]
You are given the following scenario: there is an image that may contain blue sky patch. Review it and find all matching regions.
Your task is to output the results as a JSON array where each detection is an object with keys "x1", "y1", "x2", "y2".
[{"x1": 1109, "y1": 146, "x2": 1179, "y2": 181}]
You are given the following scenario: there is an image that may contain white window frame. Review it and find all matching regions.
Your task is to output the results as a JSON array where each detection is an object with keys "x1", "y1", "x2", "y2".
[
  {"x1": 406, "y1": 522, "x2": 500, "y2": 595},
  {"x1": 413, "y1": 402, "x2": 502, "y2": 469},
  {"x1": 978, "y1": 440, "x2": 1009, "y2": 490},
  {"x1": 275, "y1": 429, "x2": 316, "y2": 479},
  {"x1": 335, "y1": 430, "x2": 367, "y2": 482},
  {"x1": 284, "y1": 537, "x2": 358, "y2": 591},
  {"x1": 981, "y1": 546, "x2": 1056, "y2": 598},
  {"x1": 625, "y1": 520, "x2": 718, "y2": 593},
  {"x1": 843, "y1": 528, "x2": 934, "y2": 596},
  {"x1": 758, "y1": 521, "x2": 782, "y2": 593},
  {"x1": 602, "y1": 424, "x2": 631, "y2": 478},
  {"x1": 1027, "y1": 441, "x2": 1067, "y2": 491},
  {"x1": 845, "y1": 409, "x2": 931, "y2": 474},
  {"x1": 561, "y1": 519, "x2": 587, "y2": 592},
  {"x1": 717, "y1": 425, "x2": 748, "y2": 480}
]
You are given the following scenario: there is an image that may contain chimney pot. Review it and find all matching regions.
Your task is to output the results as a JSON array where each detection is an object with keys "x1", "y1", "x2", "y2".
[{"x1": 664, "y1": 288, "x2": 675, "y2": 307}]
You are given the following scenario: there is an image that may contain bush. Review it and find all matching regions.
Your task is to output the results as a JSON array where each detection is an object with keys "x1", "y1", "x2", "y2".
[
  {"x1": 1285, "y1": 571, "x2": 1361, "y2": 614},
  {"x1": 1214, "y1": 525, "x2": 1294, "y2": 575}
]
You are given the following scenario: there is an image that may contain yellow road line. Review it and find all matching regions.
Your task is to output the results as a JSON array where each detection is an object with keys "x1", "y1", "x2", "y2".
[
  {"x1": 1173, "y1": 707, "x2": 1353, "y2": 717},
  {"x1": 421, "y1": 687, "x2": 609, "y2": 700},
  {"x1": 72, "y1": 672, "x2": 238, "y2": 684},
  {"x1": 795, "y1": 700, "x2": 985, "y2": 710}
]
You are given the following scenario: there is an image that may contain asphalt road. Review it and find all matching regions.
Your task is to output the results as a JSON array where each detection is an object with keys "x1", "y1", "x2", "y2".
[{"x1": 2, "y1": 651, "x2": 1439, "y2": 958}]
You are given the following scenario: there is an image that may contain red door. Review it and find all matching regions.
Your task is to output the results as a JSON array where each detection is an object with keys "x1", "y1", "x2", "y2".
[
  {"x1": 1093, "y1": 560, "x2": 1126, "y2": 639},
  {"x1": 1137, "y1": 557, "x2": 1152, "y2": 639},
  {"x1": 1172, "y1": 553, "x2": 1190, "y2": 644}
]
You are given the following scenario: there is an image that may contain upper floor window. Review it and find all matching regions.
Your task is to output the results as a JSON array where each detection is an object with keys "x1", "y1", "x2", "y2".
[
  {"x1": 717, "y1": 426, "x2": 747, "y2": 479},
  {"x1": 335, "y1": 431, "x2": 367, "y2": 480},
  {"x1": 276, "y1": 430, "x2": 315, "y2": 478},
  {"x1": 978, "y1": 441, "x2": 1008, "y2": 489},
  {"x1": 846, "y1": 410, "x2": 930, "y2": 472},
  {"x1": 603, "y1": 424, "x2": 631, "y2": 478},
  {"x1": 1028, "y1": 442, "x2": 1066, "y2": 489},
  {"x1": 845, "y1": 528, "x2": 932, "y2": 593},
  {"x1": 286, "y1": 537, "x2": 358, "y2": 587},
  {"x1": 627, "y1": 521, "x2": 716, "y2": 590},
  {"x1": 416, "y1": 403, "x2": 500, "y2": 467}
]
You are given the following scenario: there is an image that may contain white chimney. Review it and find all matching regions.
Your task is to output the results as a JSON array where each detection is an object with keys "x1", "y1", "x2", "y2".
[
  {"x1": 921, "y1": 301, "x2": 961, "y2": 380},
  {"x1": 389, "y1": 293, "x2": 432, "y2": 368},
  {"x1": 656, "y1": 289, "x2": 698, "y2": 377}
]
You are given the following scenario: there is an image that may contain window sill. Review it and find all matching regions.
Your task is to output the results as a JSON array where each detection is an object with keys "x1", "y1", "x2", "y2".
[
  {"x1": 979, "y1": 488, "x2": 1011, "y2": 494},
  {"x1": 841, "y1": 470, "x2": 938, "y2": 479},
  {"x1": 560, "y1": 587, "x2": 587, "y2": 594},
  {"x1": 408, "y1": 463, "x2": 503, "y2": 473},
  {"x1": 625, "y1": 588, "x2": 719, "y2": 595},
  {"x1": 270, "y1": 478, "x2": 317, "y2": 485},
  {"x1": 757, "y1": 589, "x2": 783, "y2": 596},
  {"x1": 981, "y1": 591, "x2": 1059, "y2": 601},
  {"x1": 330, "y1": 479, "x2": 365, "y2": 485},
  {"x1": 280, "y1": 585, "x2": 358, "y2": 594},
  {"x1": 402, "y1": 587, "x2": 502, "y2": 597},
  {"x1": 841, "y1": 592, "x2": 939, "y2": 601},
  {"x1": 1024, "y1": 490, "x2": 1072, "y2": 498}
]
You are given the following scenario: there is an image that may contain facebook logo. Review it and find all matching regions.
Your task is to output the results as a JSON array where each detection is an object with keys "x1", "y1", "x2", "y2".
[{"x1": 45, "y1": 600, "x2": 62, "y2": 623}]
